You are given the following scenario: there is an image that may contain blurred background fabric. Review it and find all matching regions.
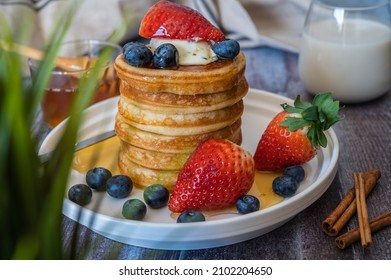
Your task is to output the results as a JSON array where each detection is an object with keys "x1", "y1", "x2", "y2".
[
  {"x1": 184, "y1": 0, "x2": 311, "y2": 52},
  {"x1": 0, "y1": 0, "x2": 154, "y2": 48},
  {"x1": 0, "y1": 0, "x2": 311, "y2": 52}
]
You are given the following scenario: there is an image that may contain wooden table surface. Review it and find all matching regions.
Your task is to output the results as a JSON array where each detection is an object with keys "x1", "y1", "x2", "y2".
[{"x1": 35, "y1": 46, "x2": 391, "y2": 260}]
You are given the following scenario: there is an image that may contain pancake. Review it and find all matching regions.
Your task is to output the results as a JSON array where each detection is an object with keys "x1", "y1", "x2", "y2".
[
  {"x1": 115, "y1": 113, "x2": 242, "y2": 153},
  {"x1": 114, "y1": 52, "x2": 246, "y2": 95},
  {"x1": 120, "y1": 140, "x2": 190, "y2": 170},
  {"x1": 117, "y1": 99, "x2": 243, "y2": 136},
  {"x1": 119, "y1": 78, "x2": 248, "y2": 114},
  {"x1": 118, "y1": 151, "x2": 179, "y2": 191}
]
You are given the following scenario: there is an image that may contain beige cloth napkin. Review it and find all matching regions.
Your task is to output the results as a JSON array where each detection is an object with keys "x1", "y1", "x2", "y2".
[
  {"x1": 184, "y1": 0, "x2": 312, "y2": 53},
  {"x1": 0, "y1": 0, "x2": 153, "y2": 49},
  {"x1": 0, "y1": 0, "x2": 310, "y2": 53}
]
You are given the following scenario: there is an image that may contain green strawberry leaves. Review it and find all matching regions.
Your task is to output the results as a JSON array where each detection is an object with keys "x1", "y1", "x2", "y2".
[{"x1": 280, "y1": 92, "x2": 342, "y2": 149}]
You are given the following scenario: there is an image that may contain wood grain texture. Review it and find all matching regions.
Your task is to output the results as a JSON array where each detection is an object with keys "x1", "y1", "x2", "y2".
[{"x1": 35, "y1": 46, "x2": 391, "y2": 260}]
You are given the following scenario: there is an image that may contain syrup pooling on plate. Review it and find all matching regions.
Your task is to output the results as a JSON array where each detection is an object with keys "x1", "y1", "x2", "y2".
[
  {"x1": 73, "y1": 136, "x2": 120, "y2": 174},
  {"x1": 250, "y1": 171, "x2": 284, "y2": 208},
  {"x1": 72, "y1": 137, "x2": 283, "y2": 219}
]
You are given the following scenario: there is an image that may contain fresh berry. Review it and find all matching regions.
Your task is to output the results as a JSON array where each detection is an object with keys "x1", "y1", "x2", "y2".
[
  {"x1": 106, "y1": 175, "x2": 133, "y2": 198},
  {"x1": 68, "y1": 184, "x2": 92, "y2": 206},
  {"x1": 212, "y1": 39, "x2": 240, "y2": 59},
  {"x1": 253, "y1": 93, "x2": 341, "y2": 171},
  {"x1": 272, "y1": 175, "x2": 299, "y2": 197},
  {"x1": 153, "y1": 43, "x2": 178, "y2": 68},
  {"x1": 139, "y1": 1, "x2": 225, "y2": 42},
  {"x1": 86, "y1": 167, "x2": 112, "y2": 191},
  {"x1": 143, "y1": 184, "x2": 170, "y2": 209},
  {"x1": 123, "y1": 43, "x2": 153, "y2": 67},
  {"x1": 177, "y1": 210, "x2": 205, "y2": 223},
  {"x1": 236, "y1": 195, "x2": 260, "y2": 214},
  {"x1": 168, "y1": 138, "x2": 255, "y2": 212},
  {"x1": 122, "y1": 199, "x2": 147, "y2": 221},
  {"x1": 284, "y1": 165, "x2": 305, "y2": 183},
  {"x1": 122, "y1": 41, "x2": 144, "y2": 54}
]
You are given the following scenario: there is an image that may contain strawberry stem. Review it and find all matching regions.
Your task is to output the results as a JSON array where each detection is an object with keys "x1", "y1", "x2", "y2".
[{"x1": 280, "y1": 92, "x2": 342, "y2": 149}]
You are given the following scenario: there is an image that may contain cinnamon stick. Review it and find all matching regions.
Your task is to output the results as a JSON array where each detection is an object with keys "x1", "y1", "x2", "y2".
[
  {"x1": 335, "y1": 210, "x2": 391, "y2": 249},
  {"x1": 354, "y1": 172, "x2": 372, "y2": 247},
  {"x1": 322, "y1": 169, "x2": 381, "y2": 236}
]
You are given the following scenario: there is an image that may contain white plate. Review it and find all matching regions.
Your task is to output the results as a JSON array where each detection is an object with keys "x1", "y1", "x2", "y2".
[{"x1": 39, "y1": 88, "x2": 339, "y2": 250}]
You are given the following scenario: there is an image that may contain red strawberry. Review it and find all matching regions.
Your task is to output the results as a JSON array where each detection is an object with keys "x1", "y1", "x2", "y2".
[
  {"x1": 139, "y1": 1, "x2": 225, "y2": 42},
  {"x1": 168, "y1": 138, "x2": 255, "y2": 213},
  {"x1": 254, "y1": 92, "x2": 341, "y2": 171}
]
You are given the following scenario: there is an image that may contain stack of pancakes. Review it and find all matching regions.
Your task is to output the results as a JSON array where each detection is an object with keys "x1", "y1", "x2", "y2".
[{"x1": 114, "y1": 52, "x2": 248, "y2": 191}]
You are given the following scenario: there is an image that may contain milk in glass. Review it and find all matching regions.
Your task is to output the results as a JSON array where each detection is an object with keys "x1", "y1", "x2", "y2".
[{"x1": 299, "y1": 18, "x2": 391, "y2": 103}]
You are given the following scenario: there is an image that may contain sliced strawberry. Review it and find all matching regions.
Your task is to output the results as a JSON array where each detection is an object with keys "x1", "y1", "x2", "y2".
[
  {"x1": 254, "y1": 93, "x2": 341, "y2": 171},
  {"x1": 139, "y1": 1, "x2": 225, "y2": 42},
  {"x1": 168, "y1": 138, "x2": 255, "y2": 213}
]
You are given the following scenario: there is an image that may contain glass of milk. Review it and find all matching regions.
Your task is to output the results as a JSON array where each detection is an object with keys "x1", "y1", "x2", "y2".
[{"x1": 298, "y1": 0, "x2": 391, "y2": 103}]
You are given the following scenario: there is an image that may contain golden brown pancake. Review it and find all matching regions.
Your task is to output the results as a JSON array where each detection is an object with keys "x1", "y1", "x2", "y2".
[
  {"x1": 115, "y1": 113, "x2": 242, "y2": 153},
  {"x1": 118, "y1": 151, "x2": 180, "y2": 191},
  {"x1": 120, "y1": 140, "x2": 190, "y2": 170},
  {"x1": 118, "y1": 99, "x2": 243, "y2": 136},
  {"x1": 114, "y1": 52, "x2": 246, "y2": 95},
  {"x1": 119, "y1": 78, "x2": 248, "y2": 114}
]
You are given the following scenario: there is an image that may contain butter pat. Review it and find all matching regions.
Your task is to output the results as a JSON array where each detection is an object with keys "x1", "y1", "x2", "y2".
[{"x1": 149, "y1": 39, "x2": 217, "y2": 65}]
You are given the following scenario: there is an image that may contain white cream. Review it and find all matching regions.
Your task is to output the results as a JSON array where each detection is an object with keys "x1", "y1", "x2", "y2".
[{"x1": 149, "y1": 38, "x2": 217, "y2": 65}]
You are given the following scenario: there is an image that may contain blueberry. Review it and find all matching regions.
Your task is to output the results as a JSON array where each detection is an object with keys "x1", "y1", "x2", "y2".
[
  {"x1": 123, "y1": 44, "x2": 153, "y2": 67},
  {"x1": 236, "y1": 195, "x2": 260, "y2": 214},
  {"x1": 212, "y1": 39, "x2": 240, "y2": 59},
  {"x1": 122, "y1": 41, "x2": 144, "y2": 54},
  {"x1": 283, "y1": 165, "x2": 305, "y2": 183},
  {"x1": 177, "y1": 210, "x2": 206, "y2": 223},
  {"x1": 68, "y1": 184, "x2": 92, "y2": 206},
  {"x1": 122, "y1": 199, "x2": 147, "y2": 221},
  {"x1": 143, "y1": 184, "x2": 169, "y2": 209},
  {"x1": 272, "y1": 175, "x2": 299, "y2": 198},
  {"x1": 86, "y1": 167, "x2": 112, "y2": 191},
  {"x1": 106, "y1": 175, "x2": 133, "y2": 198},
  {"x1": 153, "y1": 43, "x2": 178, "y2": 68}
]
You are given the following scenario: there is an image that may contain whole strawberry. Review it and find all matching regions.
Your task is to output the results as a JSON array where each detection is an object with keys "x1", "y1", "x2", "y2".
[
  {"x1": 254, "y1": 92, "x2": 341, "y2": 171},
  {"x1": 139, "y1": 1, "x2": 225, "y2": 42},
  {"x1": 168, "y1": 138, "x2": 255, "y2": 213}
]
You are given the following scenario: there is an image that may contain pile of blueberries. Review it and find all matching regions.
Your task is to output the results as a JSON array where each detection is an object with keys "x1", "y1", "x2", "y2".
[
  {"x1": 68, "y1": 167, "x2": 169, "y2": 221},
  {"x1": 122, "y1": 39, "x2": 241, "y2": 69},
  {"x1": 67, "y1": 166, "x2": 261, "y2": 223},
  {"x1": 68, "y1": 165, "x2": 305, "y2": 223}
]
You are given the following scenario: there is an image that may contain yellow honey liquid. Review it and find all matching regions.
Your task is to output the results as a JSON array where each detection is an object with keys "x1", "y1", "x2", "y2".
[
  {"x1": 73, "y1": 136, "x2": 120, "y2": 174},
  {"x1": 193, "y1": 171, "x2": 284, "y2": 218},
  {"x1": 72, "y1": 137, "x2": 285, "y2": 216},
  {"x1": 249, "y1": 171, "x2": 284, "y2": 209}
]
